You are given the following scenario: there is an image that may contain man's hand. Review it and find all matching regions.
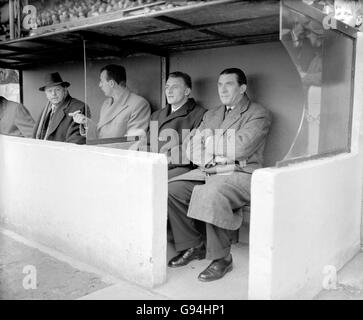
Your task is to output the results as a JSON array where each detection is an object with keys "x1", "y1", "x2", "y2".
[
  {"x1": 69, "y1": 110, "x2": 88, "y2": 124},
  {"x1": 214, "y1": 155, "x2": 229, "y2": 165}
]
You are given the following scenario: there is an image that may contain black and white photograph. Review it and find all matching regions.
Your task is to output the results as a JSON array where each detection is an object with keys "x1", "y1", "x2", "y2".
[{"x1": 1, "y1": 0, "x2": 363, "y2": 306}]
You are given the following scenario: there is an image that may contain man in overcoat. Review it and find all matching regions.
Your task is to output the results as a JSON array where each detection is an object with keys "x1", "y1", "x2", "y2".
[
  {"x1": 33, "y1": 72, "x2": 88, "y2": 144},
  {"x1": 0, "y1": 96, "x2": 35, "y2": 137},
  {"x1": 167, "y1": 68, "x2": 272, "y2": 281},
  {"x1": 72, "y1": 64, "x2": 151, "y2": 140},
  {"x1": 146, "y1": 71, "x2": 206, "y2": 179}
]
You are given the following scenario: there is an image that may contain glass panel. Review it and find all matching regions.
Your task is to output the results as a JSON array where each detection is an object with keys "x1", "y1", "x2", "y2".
[
  {"x1": 83, "y1": 40, "x2": 159, "y2": 148},
  {"x1": 279, "y1": 1, "x2": 355, "y2": 165}
]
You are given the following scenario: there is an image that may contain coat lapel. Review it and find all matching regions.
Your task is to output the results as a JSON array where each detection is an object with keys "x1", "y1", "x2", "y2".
[
  {"x1": 46, "y1": 96, "x2": 70, "y2": 137},
  {"x1": 0, "y1": 96, "x2": 5, "y2": 121},
  {"x1": 208, "y1": 105, "x2": 225, "y2": 129},
  {"x1": 220, "y1": 94, "x2": 251, "y2": 131},
  {"x1": 157, "y1": 105, "x2": 171, "y2": 130},
  {"x1": 97, "y1": 88, "x2": 131, "y2": 130},
  {"x1": 159, "y1": 98, "x2": 196, "y2": 129}
]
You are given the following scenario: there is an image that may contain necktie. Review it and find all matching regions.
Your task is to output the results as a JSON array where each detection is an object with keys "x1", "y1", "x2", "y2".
[
  {"x1": 39, "y1": 106, "x2": 52, "y2": 139},
  {"x1": 41, "y1": 105, "x2": 56, "y2": 139},
  {"x1": 224, "y1": 106, "x2": 232, "y2": 119}
]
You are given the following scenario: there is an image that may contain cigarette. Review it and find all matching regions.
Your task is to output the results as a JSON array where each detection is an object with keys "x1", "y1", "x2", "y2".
[{"x1": 68, "y1": 110, "x2": 81, "y2": 116}]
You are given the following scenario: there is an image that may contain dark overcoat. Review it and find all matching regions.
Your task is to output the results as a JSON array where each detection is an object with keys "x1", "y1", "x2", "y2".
[
  {"x1": 33, "y1": 94, "x2": 89, "y2": 144},
  {"x1": 148, "y1": 98, "x2": 206, "y2": 168}
]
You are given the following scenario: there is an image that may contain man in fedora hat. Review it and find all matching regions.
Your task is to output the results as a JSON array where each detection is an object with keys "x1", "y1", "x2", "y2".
[{"x1": 33, "y1": 72, "x2": 89, "y2": 144}]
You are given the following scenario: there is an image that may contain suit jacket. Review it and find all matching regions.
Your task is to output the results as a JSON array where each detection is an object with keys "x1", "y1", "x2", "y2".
[
  {"x1": 0, "y1": 96, "x2": 35, "y2": 138},
  {"x1": 147, "y1": 98, "x2": 206, "y2": 168},
  {"x1": 170, "y1": 94, "x2": 272, "y2": 230},
  {"x1": 87, "y1": 87, "x2": 151, "y2": 140},
  {"x1": 33, "y1": 94, "x2": 88, "y2": 144}
]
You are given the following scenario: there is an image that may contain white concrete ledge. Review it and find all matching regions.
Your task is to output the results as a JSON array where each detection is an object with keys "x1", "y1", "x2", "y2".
[
  {"x1": 0, "y1": 135, "x2": 168, "y2": 288},
  {"x1": 249, "y1": 154, "x2": 362, "y2": 299}
]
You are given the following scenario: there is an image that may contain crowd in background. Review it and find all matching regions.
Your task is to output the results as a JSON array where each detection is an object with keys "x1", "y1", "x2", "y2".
[
  {"x1": 30, "y1": 0, "x2": 210, "y2": 27},
  {"x1": 0, "y1": 0, "x2": 210, "y2": 38},
  {"x1": 0, "y1": 0, "x2": 362, "y2": 40},
  {"x1": 303, "y1": 0, "x2": 363, "y2": 29}
]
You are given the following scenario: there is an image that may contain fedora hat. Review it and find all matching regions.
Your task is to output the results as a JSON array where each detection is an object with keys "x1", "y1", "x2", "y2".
[{"x1": 39, "y1": 72, "x2": 70, "y2": 91}]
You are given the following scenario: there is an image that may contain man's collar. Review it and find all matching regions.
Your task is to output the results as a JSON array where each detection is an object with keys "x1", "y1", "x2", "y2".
[
  {"x1": 170, "y1": 97, "x2": 189, "y2": 113},
  {"x1": 111, "y1": 87, "x2": 130, "y2": 105},
  {"x1": 171, "y1": 104, "x2": 182, "y2": 113},
  {"x1": 225, "y1": 94, "x2": 250, "y2": 112}
]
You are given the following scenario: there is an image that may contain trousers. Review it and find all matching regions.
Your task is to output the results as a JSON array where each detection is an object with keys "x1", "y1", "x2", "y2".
[{"x1": 168, "y1": 180, "x2": 235, "y2": 260}]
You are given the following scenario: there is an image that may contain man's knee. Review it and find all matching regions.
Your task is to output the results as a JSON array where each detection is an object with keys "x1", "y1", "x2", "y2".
[{"x1": 198, "y1": 183, "x2": 223, "y2": 199}]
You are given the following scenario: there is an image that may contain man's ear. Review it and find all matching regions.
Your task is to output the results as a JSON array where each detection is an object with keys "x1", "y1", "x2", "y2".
[
  {"x1": 185, "y1": 87, "x2": 191, "y2": 96},
  {"x1": 240, "y1": 84, "x2": 247, "y2": 95}
]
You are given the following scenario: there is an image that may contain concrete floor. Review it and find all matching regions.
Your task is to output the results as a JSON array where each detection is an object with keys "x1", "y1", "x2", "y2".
[
  {"x1": 0, "y1": 228, "x2": 249, "y2": 300},
  {"x1": 0, "y1": 231, "x2": 110, "y2": 300},
  {"x1": 3, "y1": 226, "x2": 363, "y2": 300},
  {"x1": 81, "y1": 241, "x2": 249, "y2": 300},
  {"x1": 314, "y1": 250, "x2": 363, "y2": 300}
]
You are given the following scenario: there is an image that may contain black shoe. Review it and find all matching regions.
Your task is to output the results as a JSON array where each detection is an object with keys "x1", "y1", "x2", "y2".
[
  {"x1": 198, "y1": 254, "x2": 233, "y2": 282},
  {"x1": 168, "y1": 245, "x2": 206, "y2": 268}
]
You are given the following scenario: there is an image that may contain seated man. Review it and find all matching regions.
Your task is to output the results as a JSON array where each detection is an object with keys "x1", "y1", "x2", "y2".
[
  {"x1": 146, "y1": 71, "x2": 206, "y2": 179},
  {"x1": 33, "y1": 72, "x2": 89, "y2": 144},
  {"x1": 0, "y1": 96, "x2": 35, "y2": 137},
  {"x1": 72, "y1": 64, "x2": 151, "y2": 140},
  {"x1": 167, "y1": 68, "x2": 272, "y2": 282}
]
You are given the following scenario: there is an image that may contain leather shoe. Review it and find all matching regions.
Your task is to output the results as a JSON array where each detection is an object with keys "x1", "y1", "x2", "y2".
[
  {"x1": 168, "y1": 245, "x2": 206, "y2": 268},
  {"x1": 198, "y1": 254, "x2": 233, "y2": 282}
]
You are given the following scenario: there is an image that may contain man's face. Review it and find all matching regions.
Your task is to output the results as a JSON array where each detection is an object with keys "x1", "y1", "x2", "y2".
[
  {"x1": 218, "y1": 73, "x2": 246, "y2": 107},
  {"x1": 165, "y1": 77, "x2": 190, "y2": 106},
  {"x1": 99, "y1": 70, "x2": 113, "y2": 97},
  {"x1": 45, "y1": 85, "x2": 67, "y2": 105}
]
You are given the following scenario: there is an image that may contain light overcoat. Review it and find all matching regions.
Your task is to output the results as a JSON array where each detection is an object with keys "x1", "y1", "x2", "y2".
[
  {"x1": 87, "y1": 88, "x2": 151, "y2": 139},
  {"x1": 169, "y1": 94, "x2": 272, "y2": 230}
]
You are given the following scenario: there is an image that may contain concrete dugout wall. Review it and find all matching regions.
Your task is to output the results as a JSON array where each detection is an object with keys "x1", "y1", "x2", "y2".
[
  {"x1": 0, "y1": 135, "x2": 168, "y2": 288},
  {"x1": 249, "y1": 155, "x2": 361, "y2": 299},
  {"x1": 358, "y1": 33, "x2": 363, "y2": 246},
  {"x1": 249, "y1": 33, "x2": 363, "y2": 299}
]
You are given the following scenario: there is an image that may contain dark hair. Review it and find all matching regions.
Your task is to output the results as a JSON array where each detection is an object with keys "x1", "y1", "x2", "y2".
[
  {"x1": 220, "y1": 68, "x2": 247, "y2": 86},
  {"x1": 100, "y1": 64, "x2": 126, "y2": 86},
  {"x1": 168, "y1": 71, "x2": 192, "y2": 90}
]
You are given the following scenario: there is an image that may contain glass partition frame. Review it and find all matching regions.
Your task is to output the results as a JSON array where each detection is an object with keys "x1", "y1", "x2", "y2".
[{"x1": 278, "y1": 0, "x2": 356, "y2": 167}]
